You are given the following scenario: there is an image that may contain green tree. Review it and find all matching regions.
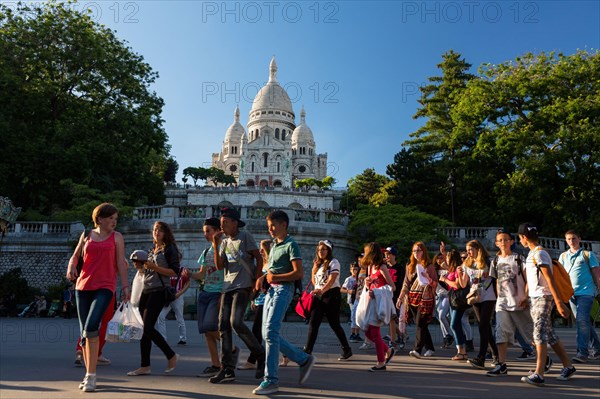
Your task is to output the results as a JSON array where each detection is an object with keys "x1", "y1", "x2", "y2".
[
  {"x1": 0, "y1": 1, "x2": 170, "y2": 218},
  {"x1": 397, "y1": 50, "x2": 477, "y2": 222},
  {"x1": 346, "y1": 168, "x2": 389, "y2": 210},
  {"x1": 453, "y1": 50, "x2": 600, "y2": 236},
  {"x1": 348, "y1": 204, "x2": 450, "y2": 258},
  {"x1": 163, "y1": 157, "x2": 178, "y2": 185}
]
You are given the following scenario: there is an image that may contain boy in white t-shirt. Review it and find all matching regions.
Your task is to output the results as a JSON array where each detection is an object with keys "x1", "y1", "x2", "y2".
[{"x1": 517, "y1": 223, "x2": 575, "y2": 387}]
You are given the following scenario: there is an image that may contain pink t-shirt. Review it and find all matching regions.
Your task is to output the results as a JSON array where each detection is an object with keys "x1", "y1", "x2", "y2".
[
  {"x1": 446, "y1": 270, "x2": 458, "y2": 290},
  {"x1": 76, "y1": 232, "x2": 117, "y2": 292}
]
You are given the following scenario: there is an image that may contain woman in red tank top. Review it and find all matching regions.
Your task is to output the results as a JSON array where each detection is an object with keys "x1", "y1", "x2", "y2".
[
  {"x1": 361, "y1": 242, "x2": 396, "y2": 371},
  {"x1": 66, "y1": 203, "x2": 129, "y2": 392}
]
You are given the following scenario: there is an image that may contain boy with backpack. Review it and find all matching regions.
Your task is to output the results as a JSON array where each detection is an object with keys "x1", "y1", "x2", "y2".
[{"x1": 517, "y1": 223, "x2": 576, "y2": 386}]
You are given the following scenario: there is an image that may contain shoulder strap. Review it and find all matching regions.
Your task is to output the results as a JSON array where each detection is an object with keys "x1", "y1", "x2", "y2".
[{"x1": 583, "y1": 250, "x2": 591, "y2": 268}]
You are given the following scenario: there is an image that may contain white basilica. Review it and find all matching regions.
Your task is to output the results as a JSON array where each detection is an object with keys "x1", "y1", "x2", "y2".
[{"x1": 211, "y1": 57, "x2": 328, "y2": 188}]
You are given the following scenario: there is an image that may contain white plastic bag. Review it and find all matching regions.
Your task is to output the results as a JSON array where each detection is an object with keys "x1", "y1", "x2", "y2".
[
  {"x1": 130, "y1": 271, "x2": 144, "y2": 307},
  {"x1": 355, "y1": 287, "x2": 371, "y2": 330},
  {"x1": 106, "y1": 302, "x2": 144, "y2": 342}
]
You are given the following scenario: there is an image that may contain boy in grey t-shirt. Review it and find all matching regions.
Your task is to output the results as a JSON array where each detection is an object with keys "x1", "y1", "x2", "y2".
[{"x1": 209, "y1": 208, "x2": 265, "y2": 384}]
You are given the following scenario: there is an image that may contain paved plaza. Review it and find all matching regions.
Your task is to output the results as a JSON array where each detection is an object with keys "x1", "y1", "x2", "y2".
[{"x1": 1, "y1": 317, "x2": 599, "y2": 398}]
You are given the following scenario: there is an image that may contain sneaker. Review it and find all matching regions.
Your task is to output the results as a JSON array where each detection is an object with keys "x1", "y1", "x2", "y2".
[
  {"x1": 359, "y1": 342, "x2": 373, "y2": 350},
  {"x1": 177, "y1": 340, "x2": 187, "y2": 346},
  {"x1": 299, "y1": 355, "x2": 316, "y2": 384},
  {"x1": 545, "y1": 355, "x2": 553, "y2": 373},
  {"x1": 556, "y1": 366, "x2": 576, "y2": 381},
  {"x1": 486, "y1": 363, "x2": 508, "y2": 377},
  {"x1": 491, "y1": 357, "x2": 500, "y2": 367},
  {"x1": 382, "y1": 335, "x2": 392, "y2": 342},
  {"x1": 82, "y1": 374, "x2": 96, "y2": 392},
  {"x1": 338, "y1": 349, "x2": 353, "y2": 361},
  {"x1": 78, "y1": 375, "x2": 88, "y2": 390},
  {"x1": 348, "y1": 333, "x2": 356, "y2": 342},
  {"x1": 97, "y1": 355, "x2": 111, "y2": 365},
  {"x1": 396, "y1": 337, "x2": 405, "y2": 350},
  {"x1": 467, "y1": 357, "x2": 485, "y2": 370},
  {"x1": 252, "y1": 380, "x2": 279, "y2": 395},
  {"x1": 368, "y1": 365, "x2": 386, "y2": 372},
  {"x1": 198, "y1": 365, "x2": 221, "y2": 377},
  {"x1": 588, "y1": 350, "x2": 598, "y2": 360},
  {"x1": 209, "y1": 368, "x2": 235, "y2": 384},
  {"x1": 74, "y1": 350, "x2": 83, "y2": 366},
  {"x1": 515, "y1": 351, "x2": 536, "y2": 361},
  {"x1": 409, "y1": 350, "x2": 421, "y2": 359},
  {"x1": 423, "y1": 350, "x2": 435, "y2": 357},
  {"x1": 571, "y1": 354, "x2": 588, "y2": 363},
  {"x1": 237, "y1": 361, "x2": 256, "y2": 370},
  {"x1": 521, "y1": 372, "x2": 545, "y2": 386},
  {"x1": 352, "y1": 334, "x2": 364, "y2": 343}
]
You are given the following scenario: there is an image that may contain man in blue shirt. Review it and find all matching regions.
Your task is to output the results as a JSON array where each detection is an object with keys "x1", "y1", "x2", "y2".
[
  {"x1": 252, "y1": 210, "x2": 316, "y2": 395},
  {"x1": 559, "y1": 229, "x2": 600, "y2": 363}
]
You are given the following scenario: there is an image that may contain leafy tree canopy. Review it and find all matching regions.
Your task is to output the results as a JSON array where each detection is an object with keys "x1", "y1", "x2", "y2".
[
  {"x1": 348, "y1": 204, "x2": 450, "y2": 259},
  {"x1": 0, "y1": 1, "x2": 170, "y2": 220}
]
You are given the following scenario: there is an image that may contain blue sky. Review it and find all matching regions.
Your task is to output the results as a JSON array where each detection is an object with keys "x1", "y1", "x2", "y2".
[{"x1": 44, "y1": 1, "x2": 600, "y2": 186}]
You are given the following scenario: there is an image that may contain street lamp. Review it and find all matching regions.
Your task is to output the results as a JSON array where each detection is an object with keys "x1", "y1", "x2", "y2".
[{"x1": 447, "y1": 173, "x2": 455, "y2": 224}]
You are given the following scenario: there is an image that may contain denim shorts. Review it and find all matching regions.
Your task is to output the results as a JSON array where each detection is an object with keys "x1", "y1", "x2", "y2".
[
  {"x1": 197, "y1": 291, "x2": 220, "y2": 333},
  {"x1": 76, "y1": 289, "x2": 114, "y2": 342}
]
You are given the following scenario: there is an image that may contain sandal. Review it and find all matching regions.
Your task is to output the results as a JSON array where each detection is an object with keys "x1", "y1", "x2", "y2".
[{"x1": 452, "y1": 353, "x2": 467, "y2": 361}]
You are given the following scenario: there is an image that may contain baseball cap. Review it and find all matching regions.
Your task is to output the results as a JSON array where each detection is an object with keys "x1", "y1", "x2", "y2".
[
  {"x1": 385, "y1": 246, "x2": 398, "y2": 256},
  {"x1": 220, "y1": 207, "x2": 246, "y2": 227},
  {"x1": 318, "y1": 239, "x2": 333, "y2": 249},
  {"x1": 203, "y1": 217, "x2": 221, "y2": 229},
  {"x1": 130, "y1": 250, "x2": 148, "y2": 262}
]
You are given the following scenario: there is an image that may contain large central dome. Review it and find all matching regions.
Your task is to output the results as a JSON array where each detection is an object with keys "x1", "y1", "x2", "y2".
[{"x1": 250, "y1": 57, "x2": 294, "y2": 116}]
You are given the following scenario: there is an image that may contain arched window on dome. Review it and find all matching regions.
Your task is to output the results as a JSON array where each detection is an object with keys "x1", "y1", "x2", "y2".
[
  {"x1": 277, "y1": 162, "x2": 280, "y2": 173},
  {"x1": 275, "y1": 128, "x2": 280, "y2": 139},
  {"x1": 263, "y1": 153, "x2": 268, "y2": 168},
  {"x1": 251, "y1": 162, "x2": 255, "y2": 172},
  {"x1": 292, "y1": 149, "x2": 296, "y2": 155},
  {"x1": 282, "y1": 130, "x2": 286, "y2": 140}
]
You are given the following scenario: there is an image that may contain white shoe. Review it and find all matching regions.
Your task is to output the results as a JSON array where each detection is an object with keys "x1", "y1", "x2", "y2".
[
  {"x1": 423, "y1": 350, "x2": 435, "y2": 357},
  {"x1": 359, "y1": 342, "x2": 373, "y2": 350},
  {"x1": 409, "y1": 350, "x2": 422, "y2": 359}
]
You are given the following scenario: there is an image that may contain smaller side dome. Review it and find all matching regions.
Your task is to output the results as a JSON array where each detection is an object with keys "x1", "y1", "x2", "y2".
[
  {"x1": 224, "y1": 106, "x2": 246, "y2": 142},
  {"x1": 291, "y1": 106, "x2": 314, "y2": 144}
]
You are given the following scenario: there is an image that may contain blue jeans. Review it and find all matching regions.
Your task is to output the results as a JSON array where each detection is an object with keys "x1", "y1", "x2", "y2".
[
  {"x1": 76, "y1": 289, "x2": 113, "y2": 343},
  {"x1": 262, "y1": 284, "x2": 309, "y2": 385},
  {"x1": 516, "y1": 329, "x2": 534, "y2": 354},
  {"x1": 450, "y1": 307, "x2": 467, "y2": 346},
  {"x1": 570, "y1": 295, "x2": 600, "y2": 356},
  {"x1": 436, "y1": 295, "x2": 451, "y2": 337}
]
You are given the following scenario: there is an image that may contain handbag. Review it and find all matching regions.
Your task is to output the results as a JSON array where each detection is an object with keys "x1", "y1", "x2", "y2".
[
  {"x1": 449, "y1": 285, "x2": 470, "y2": 310},
  {"x1": 295, "y1": 283, "x2": 314, "y2": 319},
  {"x1": 159, "y1": 268, "x2": 181, "y2": 306},
  {"x1": 69, "y1": 229, "x2": 90, "y2": 282}
]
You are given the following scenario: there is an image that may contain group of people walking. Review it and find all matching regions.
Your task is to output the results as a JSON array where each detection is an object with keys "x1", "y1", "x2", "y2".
[{"x1": 67, "y1": 202, "x2": 599, "y2": 394}]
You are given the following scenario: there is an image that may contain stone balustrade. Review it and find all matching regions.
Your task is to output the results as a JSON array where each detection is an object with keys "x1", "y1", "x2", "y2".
[
  {"x1": 438, "y1": 227, "x2": 600, "y2": 258},
  {"x1": 132, "y1": 205, "x2": 348, "y2": 226}
]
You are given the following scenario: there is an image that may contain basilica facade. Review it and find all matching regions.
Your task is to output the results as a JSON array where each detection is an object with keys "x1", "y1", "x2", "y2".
[{"x1": 211, "y1": 57, "x2": 328, "y2": 188}]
